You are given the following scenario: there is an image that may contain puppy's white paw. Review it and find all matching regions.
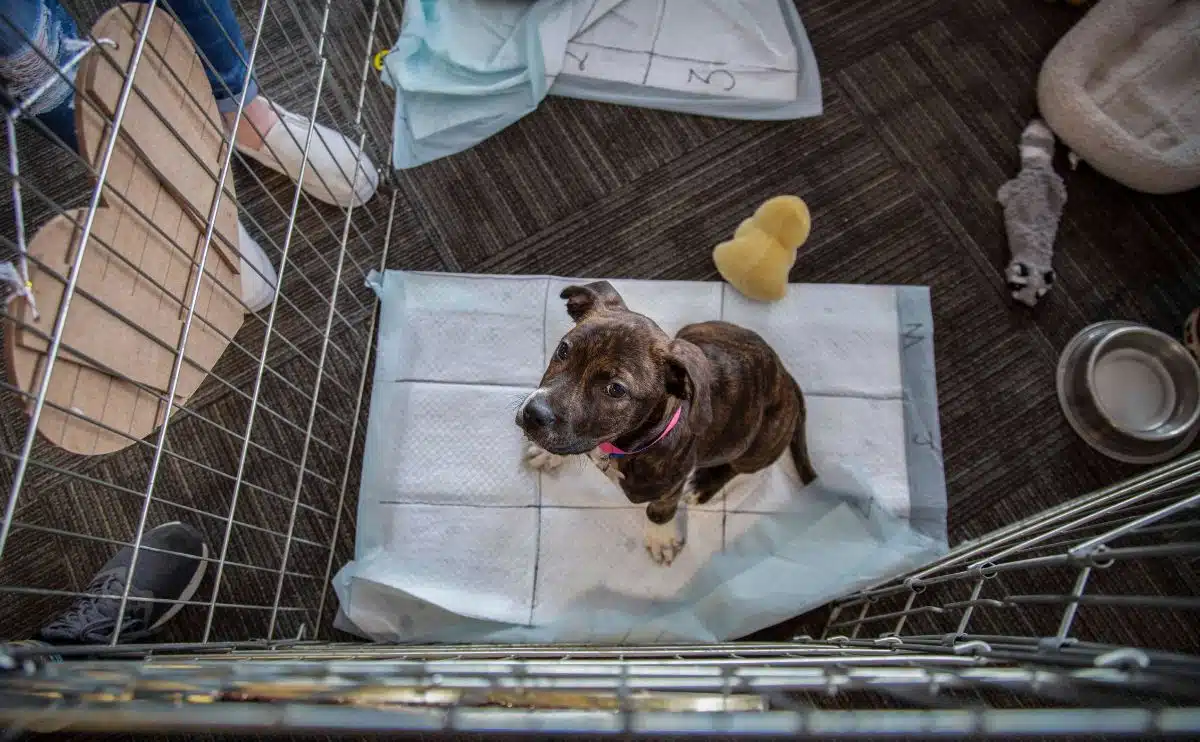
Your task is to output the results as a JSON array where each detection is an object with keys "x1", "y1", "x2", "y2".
[
  {"x1": 645, "y1": 519, "x2": 685, "y2": 566},
  {"x1": 525, "y1": 443, "x2": 564, "y2": 471}
]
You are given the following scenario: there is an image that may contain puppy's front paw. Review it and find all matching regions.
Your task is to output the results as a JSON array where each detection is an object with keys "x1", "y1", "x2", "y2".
[
  {"x1": 587, "y1": 447, "x2": 625, "y2": 485},
  {"x1": 525, "y1": 443, "x2": 564, "y2": 471},
  {"x1": 645, "y1": 520, "x2": 685, "y2": 566}
]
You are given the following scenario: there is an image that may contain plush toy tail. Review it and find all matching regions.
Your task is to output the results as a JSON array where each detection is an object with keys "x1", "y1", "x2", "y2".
[
  {"x1": 749, "y1": 195, "x2": 811, "y2": 250},
  {"x1": 1020, "y1": 119, "x2": 1055, "y2": 168}
]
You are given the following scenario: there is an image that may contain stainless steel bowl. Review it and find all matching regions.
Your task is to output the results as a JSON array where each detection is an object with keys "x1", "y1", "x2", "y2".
[
  {"x1": 1085, "y1": 325, "x2": 1200, "y2": 442},
  {"x1": 1057, "y1": 322, "x2": 1200, "y2": 465}
]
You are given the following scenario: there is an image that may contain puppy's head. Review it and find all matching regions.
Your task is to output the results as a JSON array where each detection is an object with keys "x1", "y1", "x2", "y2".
[{"x1": 516, "y1": 281, "x2": 710, "y2": 455}]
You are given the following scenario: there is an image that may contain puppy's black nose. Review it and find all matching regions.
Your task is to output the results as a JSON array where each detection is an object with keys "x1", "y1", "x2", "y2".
[{"x1": 522, "y1": 396, "x2": 556, "y2": 428}]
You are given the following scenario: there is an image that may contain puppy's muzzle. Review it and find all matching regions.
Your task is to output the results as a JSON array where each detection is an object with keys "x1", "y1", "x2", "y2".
[
  {"x1": 516, "y1": 390, "x2": 589, "y2": 455},
  {"x1": 520, "y1": 394, "x2": 556, "y2": 429}
]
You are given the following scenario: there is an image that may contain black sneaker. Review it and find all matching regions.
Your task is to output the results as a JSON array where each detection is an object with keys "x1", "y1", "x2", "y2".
[{"x1": 39, "y1": 522, "x2": 209, "y2": 644}]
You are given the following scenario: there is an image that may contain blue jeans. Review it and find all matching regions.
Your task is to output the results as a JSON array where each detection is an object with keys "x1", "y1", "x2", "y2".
[{"x1": 0, "y1": 0, "x2": 258, "y2": 152}]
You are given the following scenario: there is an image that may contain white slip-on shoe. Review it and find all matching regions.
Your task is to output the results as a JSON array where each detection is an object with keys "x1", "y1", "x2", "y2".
[
  {"x1": 237, "y1": 220, "x2": 277, "y2": 314},
  {"x1": 235, "y1": 99, "x2": 379, "y2": 208}
]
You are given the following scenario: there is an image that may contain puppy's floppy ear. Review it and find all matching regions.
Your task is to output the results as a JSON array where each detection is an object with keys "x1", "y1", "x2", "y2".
[
  {"x1": 665, "y1": 339, "x2": 712, "y2": 430},
  {"x1": 560, "y1": 281, "x2": 626, "y2": 323}
]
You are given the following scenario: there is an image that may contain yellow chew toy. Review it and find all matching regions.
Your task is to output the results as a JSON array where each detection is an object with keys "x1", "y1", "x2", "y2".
[{"x1": 712, "y1": 195, "x2": 811, "y2": 302}]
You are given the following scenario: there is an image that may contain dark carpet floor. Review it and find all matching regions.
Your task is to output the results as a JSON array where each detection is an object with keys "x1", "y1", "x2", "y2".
[{"x1": 1, "y1": 0, "x2": 1198, "y2": 655}]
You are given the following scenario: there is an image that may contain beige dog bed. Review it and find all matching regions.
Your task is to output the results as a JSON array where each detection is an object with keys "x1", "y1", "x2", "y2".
[{"x1": 1038, "y1": 0, "x2": 1200, "y2": 194}]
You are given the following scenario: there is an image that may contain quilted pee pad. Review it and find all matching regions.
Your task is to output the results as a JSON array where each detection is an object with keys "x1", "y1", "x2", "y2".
[{"x1": 333, "y1": 272, "x2": 947, "y2": 643}]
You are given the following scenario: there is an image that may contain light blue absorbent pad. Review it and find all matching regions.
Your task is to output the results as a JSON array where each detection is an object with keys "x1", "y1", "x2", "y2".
[
  {"x1": 382, "y1": 0, "x2": 823, "y2": 169},
  {"x1": 333, "y1": 272, "x2": 947, "y2": 644}
]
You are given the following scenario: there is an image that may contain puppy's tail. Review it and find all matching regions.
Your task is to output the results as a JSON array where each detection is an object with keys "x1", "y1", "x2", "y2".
[{"x1": 790, "y1": 381, "x2": 818, "y2": 486}]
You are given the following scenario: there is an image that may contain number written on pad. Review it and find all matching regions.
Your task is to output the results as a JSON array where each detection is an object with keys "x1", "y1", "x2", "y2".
[
  {"x1": 565, "y1": 50, "x2": 588, "y2": 71},
  {"x1": 687, "y1": 68, "x2": 736, "y2": 91},
  {"x1": 902, "y1": 322, "x2": 926, "y2": 350}
]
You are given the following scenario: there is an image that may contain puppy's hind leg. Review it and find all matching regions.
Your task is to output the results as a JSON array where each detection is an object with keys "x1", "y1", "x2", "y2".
[{"x1": 682, "y1": 464, "x2": 737, "y2": 506}]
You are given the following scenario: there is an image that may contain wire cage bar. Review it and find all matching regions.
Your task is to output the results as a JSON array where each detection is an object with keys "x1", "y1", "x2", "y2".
[
  {"x1": 0, "y1": 0, "x2": 398, "y2": 649},
  {"x1": 1, "y1": 0, "x2": 1198, "y2": 737}
]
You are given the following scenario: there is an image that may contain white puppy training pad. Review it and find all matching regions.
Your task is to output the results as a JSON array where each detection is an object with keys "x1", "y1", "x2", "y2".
[{"x1": 334, "y1": 272, "x2": 947, "y2": 643}]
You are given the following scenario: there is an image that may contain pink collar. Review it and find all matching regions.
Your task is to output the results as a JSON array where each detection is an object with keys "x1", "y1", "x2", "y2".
[{"x1": 599, "y1": 406, "x2": 683, "y2": 457}]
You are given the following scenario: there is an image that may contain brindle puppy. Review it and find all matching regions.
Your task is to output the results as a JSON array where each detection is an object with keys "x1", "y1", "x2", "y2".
[{"x1": 516, "y1": 281, "x2": 817, "y2": 565}]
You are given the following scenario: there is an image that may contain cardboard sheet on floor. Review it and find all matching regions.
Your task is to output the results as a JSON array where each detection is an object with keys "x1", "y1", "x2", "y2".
[
  {"x1": 333, "y1": 272, "x2": 947, "y2": 643},
  {"x1": 3, "y1": 4, "x2": 243, "y2": 455}
]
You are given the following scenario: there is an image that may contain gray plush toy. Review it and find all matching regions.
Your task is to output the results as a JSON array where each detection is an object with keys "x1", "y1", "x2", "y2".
[{"x1": 997, "y1": 119, "x2": 1066, "y2": 307}]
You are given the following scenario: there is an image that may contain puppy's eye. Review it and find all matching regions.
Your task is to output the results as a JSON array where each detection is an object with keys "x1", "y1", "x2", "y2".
[
  {"x1": 605, "y1": 382, "x2": 627, "y2": 399},
  {"x1": 1043, "y1": 270, "x2": 1055, "y2": 286},
  {"x1": 554, "y1": 341, "x2": 569, "y2": 361}
]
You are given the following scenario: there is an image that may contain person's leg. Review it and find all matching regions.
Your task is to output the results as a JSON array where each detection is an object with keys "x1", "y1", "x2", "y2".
[
  {"x1": 0, "y1": 0, "x2": 86, "y2": 151},
  {"x1": 162, "y1": 0, "x2": 254, "y2": 110},
  {"x1": 0, "y1": 1, "x2": 278, "y2": 312},
  {"x1": 0, "y1": 0, "x2": 268, "y2": 150},
  {"x1": 166, "y1": 0, "x2": 378, "y2": 206},
  {"x1": 159, "y1": 0, "x2": 278, "y2": 152}
]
